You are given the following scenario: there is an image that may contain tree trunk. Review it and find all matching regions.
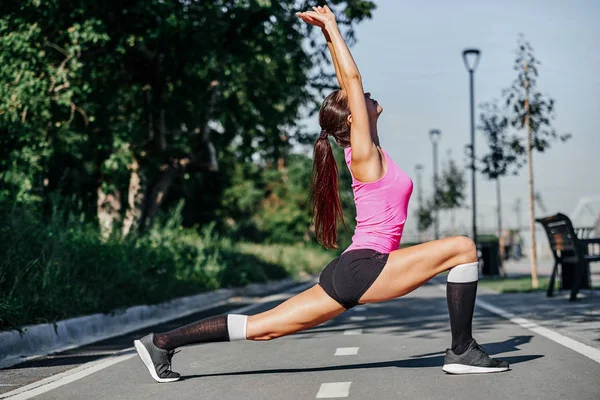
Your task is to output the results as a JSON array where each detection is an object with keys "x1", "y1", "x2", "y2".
[
  {"x1": 136, "y1": 81, "x2": 220, "y2": 231},
  {"x1": 122, "y1": 158, "x2": 143, "y2": 237},
  {"x1": 97, "y1": 185, "x2": 121, "y2": 240},
  {"x1": 496, "y1": 177, "x2": 507, "y2": 277},
  {"x1": 138, "y1": 167, "x2": 177, "y2": 231},
  {"x1": 525, "y1": 62, "x2": 539, "y2": 289}
]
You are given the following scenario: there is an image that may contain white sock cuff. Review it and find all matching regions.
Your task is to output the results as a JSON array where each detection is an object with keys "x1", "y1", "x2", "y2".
[
  {"x1": 447, "y1": 261, "x2": 479, "y2": 283},
  {"x1": 227, "y1": 314, "x2": 248, "y2": 341}
]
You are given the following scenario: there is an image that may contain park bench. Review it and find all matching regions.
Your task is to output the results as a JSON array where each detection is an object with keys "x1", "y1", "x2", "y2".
[{"x1": 536, "y1": 213, "x2": 600, "y2": 301}]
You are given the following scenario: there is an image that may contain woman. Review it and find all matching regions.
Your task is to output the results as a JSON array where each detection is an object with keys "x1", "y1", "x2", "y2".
[{"x1": 133, "y1": 5, "x2": 509, "y2": 383}]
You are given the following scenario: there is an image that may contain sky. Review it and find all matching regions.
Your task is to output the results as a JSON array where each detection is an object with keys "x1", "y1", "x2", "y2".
[{"x1": 302, "y1": 0, "x2": 600, "y2": 239}]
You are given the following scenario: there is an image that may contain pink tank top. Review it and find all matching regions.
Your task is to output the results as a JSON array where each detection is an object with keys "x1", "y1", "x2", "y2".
[{"x1": 343, "y1": 147, "x2": 413, "y2": 254}]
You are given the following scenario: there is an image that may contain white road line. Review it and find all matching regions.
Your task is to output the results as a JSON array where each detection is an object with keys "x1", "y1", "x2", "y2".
[
  {"x1": 0, "y1": 351, "x2": 137, "y2": 400},
  {"x1": 349, "y1": 316, "x2": 366, "y2": 322},
  {"x1": 343, "y1": 329, "x2": 363, "y2": 336},
  {"x1": 316, "y1": 382, "x2": 351, "y2": 398},
  {"x1": 335, "y1": 347, "x2": 359, "y2": 356},
  {"x1": 0, "y1": 280, "x2": 316, "y2": 400},
  {"x1": 476, "y1": 297, "x2": 600, "y2": 364},
  {"x1": 435, "y1": 284, "x2": 600, "y2": 365}
]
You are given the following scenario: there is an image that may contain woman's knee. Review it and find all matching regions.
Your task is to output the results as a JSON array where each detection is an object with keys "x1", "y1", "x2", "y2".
[
  {"x1": 451, "y1": 236, "x2": 478, "y2": 264},
  {"x1": 246, "y1": 314, "x2": 293, "y2": 341},
  {"x1": 248, "y1": 325, "x2": 300, "y2": 341},
  {"x1": 247, "y1": 314, "x2": 276, "y2": 341},
  {"x1": 250, "y1": 332, "x2": 280, "y2": 341}
]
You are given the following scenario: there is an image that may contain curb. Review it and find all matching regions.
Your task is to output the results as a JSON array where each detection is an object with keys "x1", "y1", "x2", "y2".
[{"x1": 0, "y1": 277, "x2": 307, "y2": 369}]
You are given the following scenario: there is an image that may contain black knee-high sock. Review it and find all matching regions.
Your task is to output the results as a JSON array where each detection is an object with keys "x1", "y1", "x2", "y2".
[
  {"x1": 446, "y1": 262, "x2": 479, "y2": 355},
  {"x1": 153, "y1": 314, "x2": 247, "y2": 351},
  {"x1": 447, "y1": 281, "x2": 477, "y2": 354}
]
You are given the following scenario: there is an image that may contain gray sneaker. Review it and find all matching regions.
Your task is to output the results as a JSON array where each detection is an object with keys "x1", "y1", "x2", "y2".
[
  {"x1": 442, "y1": 340, "x2": 510, "y2": 374},
  {"x1": 134, "y1": 333, "x2": 181, "y2": 383}
]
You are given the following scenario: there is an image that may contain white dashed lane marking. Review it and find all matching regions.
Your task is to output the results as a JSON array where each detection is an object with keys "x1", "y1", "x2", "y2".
[
  {"x1": 316, "y1": 382, "x2": 352, "y2": 398},
  {"x1": 343, "y1": 329, "x2": 363, "y2": 335},
  {"x1": 335, "y1": 347, "x2": 359, "y2": 356}
]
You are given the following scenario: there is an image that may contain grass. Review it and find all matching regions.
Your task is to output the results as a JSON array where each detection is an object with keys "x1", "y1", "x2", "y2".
[
  {"x1": 0, "y1": 202, "x2": 336, "y2": 332},
  {"x1": 238, "y1": 242, "x2": 334, "y2": 279},
  {"x1": 479, "y1": 275, "x2": 600, "y2": 294},
  {"x1": 479, "y1": 276, "x2": 552, "y2": 293}
]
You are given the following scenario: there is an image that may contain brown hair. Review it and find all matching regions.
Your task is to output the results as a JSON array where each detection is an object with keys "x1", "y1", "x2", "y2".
[{"x1": 310, "y1": 90, "x2": 351, "y2": 249}]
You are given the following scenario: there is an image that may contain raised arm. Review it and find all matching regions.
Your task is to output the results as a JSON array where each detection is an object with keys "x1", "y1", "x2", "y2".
[
  {"x1": 323, "y1": 28, "x2": 346, "y2": 92},
  {"x1": 297, "y1": 6, "x2": 377, "y2": 163}
]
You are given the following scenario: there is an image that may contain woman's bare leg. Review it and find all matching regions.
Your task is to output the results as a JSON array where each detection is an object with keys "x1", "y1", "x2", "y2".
[
  {"x1": 359, "y1": 236, "x2": 478, "y2": 353},
  {"x1": 246, "y1": 236, "x2": 477, "y2": 341},
  {"x1": 136, "y1": 236, "x2": 506, "y2": 382},
  {"x1": 134, "y1": 283, "x2": 346, "y2": 383},
  {"x1": 247, "y1": 284, "x2": 346, "y2": 340},
  {"x1": 150, "y1": 236, "x2": 477, "y2": 349},
  {"x1": 356, "y1": 236, "x2": 508, "y2": 374},
  {"x1": 359, "y1": 236, "x2": 477, "y2": 303}
]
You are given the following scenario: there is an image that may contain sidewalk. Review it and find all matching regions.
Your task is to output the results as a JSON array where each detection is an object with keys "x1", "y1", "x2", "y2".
[
  {"x1": 479, "y1": 257, "x2": 600, "y2": 351},
  {"x1": 501, "y1": 257, "x2": 553, "y2": 277},
  {"x1": 502, "y1": 257, "x2": 600, "y2": 285}
]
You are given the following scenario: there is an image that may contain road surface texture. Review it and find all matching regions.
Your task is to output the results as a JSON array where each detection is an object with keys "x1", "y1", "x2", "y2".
[{"x1": 1, "y1": 280, "x2": 599, "y2": 399}]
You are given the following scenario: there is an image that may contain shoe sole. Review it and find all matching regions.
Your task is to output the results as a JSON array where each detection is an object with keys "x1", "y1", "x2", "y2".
[
  {"x1": 134, "y1": 340, "x2": 180, "y2": 383},
  {"x1": 442, "y1": 363, "x2": 509, "y2": 374}
]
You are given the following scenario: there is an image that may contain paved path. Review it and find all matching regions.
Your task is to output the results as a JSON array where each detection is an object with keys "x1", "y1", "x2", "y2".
[
  {"x1": 2, "y1": 281, "x2": 599, "y2": 400},
  {"x1": 478, "y1": 288, "x2": 600, "y2": 352},
  {"x1": 495, "y1": 257, "x2": 600, "y2": 350},
  {"x1": 502, "y1": 257, "x2": 600, "y2": 285}
]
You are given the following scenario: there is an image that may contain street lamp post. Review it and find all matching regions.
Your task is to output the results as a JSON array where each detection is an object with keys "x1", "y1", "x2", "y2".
[
  {"x1": 414, "y1": 164, "x2": 424, "y2": 209},
  {"x1": 429, "y1": 129, "x2": 441, "y2": 240},
  {"x1": 414, "y1": 164, "x2": 424, "y2": 241},
  {"x1": 462, "y1": 48, "x2": 481, "y2": 247}
]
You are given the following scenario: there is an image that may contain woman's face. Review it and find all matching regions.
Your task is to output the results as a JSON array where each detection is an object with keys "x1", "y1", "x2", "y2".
[{"x1": 364, "y1": 92, "x2": 383, "y2": 120}]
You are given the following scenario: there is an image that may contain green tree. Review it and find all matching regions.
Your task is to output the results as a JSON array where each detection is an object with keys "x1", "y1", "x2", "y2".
[
  {"x1": 436, "y1": 156, "x2": 467, "y2": 234},
  {"x1": 418, "y1": 155, "x2": 466, "y2": 237},
  {"x1": 0, "y1": 14, "x2": 109, "y2": 205},
  {"x1": 0, "y1": 0, "x2": 376, "y2": 239},
  {"x1": 478, "y1": 100, "x2": 522, "y2": 265},
  {"x1": 416, "y1": 201, "x2": 434, "y2": 233},
  {"x1": 503, "y1": 34, "x2": 571, "y2": 288}
]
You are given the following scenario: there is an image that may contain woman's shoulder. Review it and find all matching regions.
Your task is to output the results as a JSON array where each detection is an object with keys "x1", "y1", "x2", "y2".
[{"x1": 344, "y1": 146, "x2": 390, "y2": 164}]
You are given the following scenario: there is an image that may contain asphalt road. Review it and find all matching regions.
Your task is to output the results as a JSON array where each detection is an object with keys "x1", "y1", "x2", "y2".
[{"x1": 2, "y1": 281, "x2": 599, "y2": 400}]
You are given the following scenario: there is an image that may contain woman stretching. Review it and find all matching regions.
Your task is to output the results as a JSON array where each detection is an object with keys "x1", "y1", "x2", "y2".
[{"x1": 134, "y1": 5, "x2": 509, "y2": 383}]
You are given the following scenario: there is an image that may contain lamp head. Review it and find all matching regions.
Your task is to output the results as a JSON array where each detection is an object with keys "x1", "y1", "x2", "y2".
[
  {"x1": 429, "y1": 129, "x2": 442, "y2": 145},
  {"x1": 462, "y1": 48, "x2": 481, "y2": 72}
]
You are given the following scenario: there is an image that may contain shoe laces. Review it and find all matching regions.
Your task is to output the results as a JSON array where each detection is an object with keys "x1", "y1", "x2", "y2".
[
  {"x1": 474, "y1": 343, "x2": 489, "y2": 356},
  {"x1": 472, "y1": 343, "x2": 494, "y2": 363},
  {"x1": 164, "y1": 349, "x2": 180, "y2": 372}
]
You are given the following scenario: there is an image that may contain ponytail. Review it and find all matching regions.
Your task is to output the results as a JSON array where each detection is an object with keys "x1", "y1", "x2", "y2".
[{"x1": 310, "y1": 134, "x2": 346, "y2": 249}]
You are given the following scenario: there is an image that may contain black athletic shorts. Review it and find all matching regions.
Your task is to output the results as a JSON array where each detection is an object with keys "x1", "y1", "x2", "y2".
[{"x1": 318, "y1": 249, "x2": 389, "y2": 309}]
